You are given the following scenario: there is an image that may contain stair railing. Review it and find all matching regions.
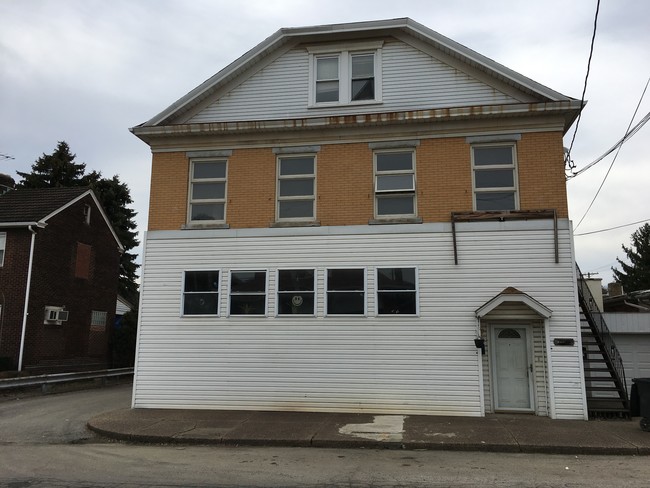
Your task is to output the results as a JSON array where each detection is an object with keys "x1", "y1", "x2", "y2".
[{"x1": 576, "y1": 264, "x2": 628, "y2": 401}]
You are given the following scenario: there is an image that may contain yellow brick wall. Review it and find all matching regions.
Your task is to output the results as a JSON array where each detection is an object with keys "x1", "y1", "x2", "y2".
[
  {"x1": 418, "y1": 137, "x2": 473, "y2": 221},
  {"x1": 518, "y1": 131, "x2": 568, "y2": 217},
  {"x1": 148, "y1": 152, "x2": 189, "y2": 230},
  {"x1": 317, "y1": 143, "x2": 374, "y2": 226},
  {"x1": 147, "y1": 131, "x2": 568, "y2": 231},
  {"x1": 228, "y1": 148, "x2": 276, "y2": 228}
]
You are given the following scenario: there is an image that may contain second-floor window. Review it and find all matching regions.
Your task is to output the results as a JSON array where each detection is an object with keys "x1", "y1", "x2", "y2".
[
  {"x1": 472, "y1": 145, "x2": 518, "y2": 211},
  {"x1": 277, "y1": 156, "x2": 316, "y2": 221},
  {"x1": 374, "y1": 151, "x2": 416, "y2": 218},
  {"x1": 189, "y1": 159, "x2": 227, "y2": 223}
]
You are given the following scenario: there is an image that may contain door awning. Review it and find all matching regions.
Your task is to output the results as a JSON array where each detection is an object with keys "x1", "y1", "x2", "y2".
[{"x1": 476, "y1": 287, "x2": 552, "y2": 319}]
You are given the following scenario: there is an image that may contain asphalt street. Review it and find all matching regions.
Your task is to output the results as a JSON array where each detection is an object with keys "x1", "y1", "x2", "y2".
[{"x1": 1, "y1": 384, "x2": 650, "y2": 487}]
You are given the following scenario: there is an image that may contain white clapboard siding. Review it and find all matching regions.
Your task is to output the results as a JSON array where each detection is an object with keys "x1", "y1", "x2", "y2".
[
  {"x1": 188, "y1": 39, "x2": 519, "y2": 124},
  {"x1": 133, "y1": 220, "x2": 585, "y2": 419}
]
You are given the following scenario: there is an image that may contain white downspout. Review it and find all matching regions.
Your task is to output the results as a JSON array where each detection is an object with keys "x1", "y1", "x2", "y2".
[{"x1": 18, "y1": 225, "x2": 37, "y2": 371}]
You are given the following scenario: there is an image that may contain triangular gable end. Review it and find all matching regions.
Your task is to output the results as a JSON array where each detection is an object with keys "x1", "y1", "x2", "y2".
[
  {"x1": 476, "y1": 287, "x2": 552, "y2": 319},
  {"x1": 41, "y1": 189, "x2": 125, "y2": 253},
  {"x1": 135, "y1": 18, "x2": 579, "y2": 130}
]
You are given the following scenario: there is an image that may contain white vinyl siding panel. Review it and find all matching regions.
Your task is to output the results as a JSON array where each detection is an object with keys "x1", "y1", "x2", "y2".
[
  {"x1": 188, "y1": 40, "x2": 518, "y2": 124},
  {"x1": 134, "y1": 220, "x2": 584, "y2": 419}
]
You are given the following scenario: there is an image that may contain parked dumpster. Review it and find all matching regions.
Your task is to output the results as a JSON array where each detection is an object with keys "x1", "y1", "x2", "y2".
[{"x1": 631, "y1": 378, "x2": 650, "y2": 431}]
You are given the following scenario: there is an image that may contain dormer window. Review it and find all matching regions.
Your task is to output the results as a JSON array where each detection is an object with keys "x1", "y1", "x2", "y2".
[{"x1": 308, "y1": 41, "x2": 383, "y2": 107}]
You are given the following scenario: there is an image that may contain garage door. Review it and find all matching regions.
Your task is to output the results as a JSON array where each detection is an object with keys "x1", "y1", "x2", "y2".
[{"x1": 612, "y1": 333, "x2": 650, "y2": 392}]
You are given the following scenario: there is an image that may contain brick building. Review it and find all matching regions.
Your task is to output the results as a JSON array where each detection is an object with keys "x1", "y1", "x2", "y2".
[
  {"x1": 0, "y1": 187, "x2": 123, "y2": 373},
  {"x1": 130, "y1": 19, "x2": 589, "y2": 419}
]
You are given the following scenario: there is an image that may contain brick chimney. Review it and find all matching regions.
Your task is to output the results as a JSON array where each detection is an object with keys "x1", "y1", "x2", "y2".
[{"x1": 607, "y1": 282, "x2": 624, "y2": 297}]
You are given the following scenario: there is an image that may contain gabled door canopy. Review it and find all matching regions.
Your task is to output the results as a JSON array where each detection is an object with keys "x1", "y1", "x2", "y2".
[{"x1": 476, "y1": 287, "x2": 552, "y2": 319}]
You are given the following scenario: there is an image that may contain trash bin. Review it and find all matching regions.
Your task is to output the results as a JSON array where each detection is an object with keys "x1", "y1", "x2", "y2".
[{"x1": 632, "y1": 378, "x2": 650, "y2": 432}]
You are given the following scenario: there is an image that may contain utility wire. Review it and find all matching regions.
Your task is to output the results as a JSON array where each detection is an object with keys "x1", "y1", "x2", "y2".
[
  {"x1": 574, "y1": 79, "x2": 650, "y2": 231},
  {"x1": 574, "y1": 218, "x2": 650, "y2": 237},
  {"x1": 569, "y1": 108, "x2": 650, "y2": 179},
  {"x1": 565, "y1": 0, "x2": 600, "y2": 175}
]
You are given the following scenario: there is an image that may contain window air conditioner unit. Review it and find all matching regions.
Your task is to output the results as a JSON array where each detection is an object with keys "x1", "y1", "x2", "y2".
[{"x1": 45, "y1": 308, "x2": 69, "y2": 324}]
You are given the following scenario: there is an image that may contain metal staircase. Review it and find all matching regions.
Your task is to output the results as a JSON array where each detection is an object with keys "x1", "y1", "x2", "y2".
[{"x1": 576, "y1": 264, "x2": 630, "y2": 418}]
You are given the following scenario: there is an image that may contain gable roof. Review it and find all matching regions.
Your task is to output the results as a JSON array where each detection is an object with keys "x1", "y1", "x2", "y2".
[
  {"x1": 135, "y1": 17, "x2": 580, "y2": 131},
  {"x1": 475, "y1": 287, "x2": 552, "y2": 319},
  {"x1": 0, "y1": 187, "x2": 124, "y2": 251},
  {"x1": 0, "y1": 187, "x2": 88, "y2": 223}
]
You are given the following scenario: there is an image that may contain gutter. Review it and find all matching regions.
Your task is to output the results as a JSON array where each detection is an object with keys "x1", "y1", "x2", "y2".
[
  {"x1": 0, "y1": 221, "x2": 45, "y2": 228},
  {"x1": 18, "y1": 225, "x2": 37, "y2": 371}
]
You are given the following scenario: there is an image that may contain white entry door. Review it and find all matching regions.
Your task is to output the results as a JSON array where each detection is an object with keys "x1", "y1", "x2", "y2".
[{"x1": 493, "y1": 326, "x2": 533, "y2": 411}]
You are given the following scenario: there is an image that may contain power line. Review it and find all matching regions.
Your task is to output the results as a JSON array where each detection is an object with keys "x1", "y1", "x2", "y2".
[
  {"x1": 568, "y1": 108, "x2": 650, "y2": 179},
  {"x1": 564, "y1": 0, "x2": 600, "y2": 175},
  {"x1": 573, "y1": 79, "x2": 650, "y2": 231},
  {"x1": 574, "y1": 218, "x2": 650, "y2": 236}
]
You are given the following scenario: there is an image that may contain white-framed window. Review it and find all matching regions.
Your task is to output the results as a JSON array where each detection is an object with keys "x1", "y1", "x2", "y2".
[
  {"x1": 374, "y1": 150, "x2": 416, "y2": 218},
  {"x1": 182, "y1": 270, "x2": 220, "y2": 316},
  {"x1": 376, "y1": 267, "x2": 418, "y2": 315},
  {"x1": 308, "y1": 41, "x2": 383, "y2": 107},
  {"x1": 277, "y1": 269, "x2": 316, "y2": 316},
  {"x1": 0, "y1": 232, "x2": 5, "y2": 266},
  {"x1": 315, "y1": 55, "x2": 340, "y2": 103},
  {"x1": 91, "y1": 310, "x2": 108, "y2": 326},
  {"x1": 472, "y1": 144, "x2": 518, "y2": 211},
  {"x1": 326, "y1": 268, "x2": 366, "y2": 316},
  {"x1": 189, "y1": 159, "x2": 227, "y2": 223},
  {"x1": 276, "y1": 155, "x2": 316, "y2": 221},
  {"x1": 229, "y1": 270, "x2": 267, "y2": 316}
]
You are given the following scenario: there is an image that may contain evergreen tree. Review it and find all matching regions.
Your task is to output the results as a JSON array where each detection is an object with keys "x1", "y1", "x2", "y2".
[
  {"x1": 90, "y1": 176, "x2": 140, "y2": 302},
  {"x1": 15, "y1": 141, "x2": 139, "y2": 301},
  {"x1": 16, "y1": 141, "x2": 97, "y2": 187},
  {"x1": 612, "y1": 223, "x2": 650, "y2": 293}
]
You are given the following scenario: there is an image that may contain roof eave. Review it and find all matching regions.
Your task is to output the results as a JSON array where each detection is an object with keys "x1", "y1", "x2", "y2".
[
  {"x1": 132, "y1": 100, "x2": 583, "y2": 142},
  {"x1": 0, "y1": 221, "x2": 46, "y2": 228}
]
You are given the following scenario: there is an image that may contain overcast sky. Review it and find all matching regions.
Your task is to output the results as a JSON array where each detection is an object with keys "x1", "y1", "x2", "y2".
[{"x1": 1, "y1": 0, "x2": 648, "y2": 286}]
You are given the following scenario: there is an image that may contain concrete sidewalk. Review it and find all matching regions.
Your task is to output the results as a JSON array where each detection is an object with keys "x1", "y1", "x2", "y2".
[{"x1": 87, "y1": 408, "x2": 650, "y2": 455}]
